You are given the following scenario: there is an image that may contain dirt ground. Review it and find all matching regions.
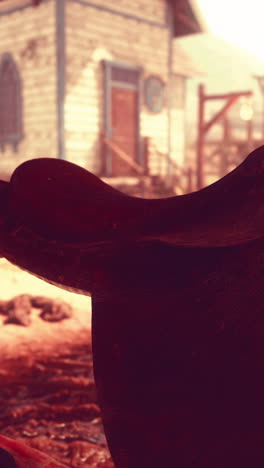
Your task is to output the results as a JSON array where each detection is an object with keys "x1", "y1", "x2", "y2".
[{"x1": 0, "y1": 259, "x2": 113, "y2": 467}]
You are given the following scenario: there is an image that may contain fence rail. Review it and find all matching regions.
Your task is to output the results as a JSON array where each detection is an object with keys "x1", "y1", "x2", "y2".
[
  {"x1": 101, "y1": 134, "x2": 194, "y2": 195},
  {"x1": 146, "y1": 139, "x2": 194, "y2": 194}
]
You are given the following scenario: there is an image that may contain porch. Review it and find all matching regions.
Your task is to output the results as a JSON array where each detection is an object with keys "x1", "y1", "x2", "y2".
[{"x1": 100, "y1": 133, "x2": 194, "y2": 198}]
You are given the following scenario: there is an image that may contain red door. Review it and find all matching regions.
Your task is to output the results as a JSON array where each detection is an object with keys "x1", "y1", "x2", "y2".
[{"x1": 110, "y1": 87, "x2": 139, "y2": 176}]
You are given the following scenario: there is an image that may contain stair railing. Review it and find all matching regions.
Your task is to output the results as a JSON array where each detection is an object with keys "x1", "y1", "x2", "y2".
[
  {"x1": 103, "y1": 135, "x2": 145, "y2": 175},
  {"x1": 146, "y1": 139, "x2": 194, "y2": 194}
]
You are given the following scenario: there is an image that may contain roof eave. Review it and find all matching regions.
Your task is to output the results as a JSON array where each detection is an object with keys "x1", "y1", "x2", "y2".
[{"x1": 171, "y1": 0, "x2": 208, "y2": 38}]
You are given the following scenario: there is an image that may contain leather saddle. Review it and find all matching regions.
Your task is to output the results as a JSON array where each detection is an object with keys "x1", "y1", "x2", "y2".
[
  {"x1": 1, "y1": 143, "x2": 263, "y2": 249},
  {"x1": 0, "y1": 146, "x2": 263, "y2": 467}
]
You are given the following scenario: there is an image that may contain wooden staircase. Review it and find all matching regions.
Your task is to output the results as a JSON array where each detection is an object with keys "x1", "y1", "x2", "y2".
[{"x1": 101, "y1": 134, "x2": 194, "y2": 198}]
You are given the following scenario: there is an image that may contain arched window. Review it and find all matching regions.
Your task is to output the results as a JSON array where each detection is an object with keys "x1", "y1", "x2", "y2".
[{"x1": 0, "y1": 53, "x2": 23, "y2": 151}]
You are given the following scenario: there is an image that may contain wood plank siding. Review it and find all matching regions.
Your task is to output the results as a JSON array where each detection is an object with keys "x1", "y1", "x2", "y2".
[
  {"x1": 0, "y1": 0, "x2": 57, "y2": 175},
  {"x1": 65, "y1": 0, "x2": 170, "y2": 175},
  {"x1": 0, "y1": 0, "x2": 203, "y2": 182}
]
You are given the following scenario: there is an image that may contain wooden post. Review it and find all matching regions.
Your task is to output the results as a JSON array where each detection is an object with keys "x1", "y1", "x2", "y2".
[
  {"x1": 186, "y1": 167, "x2": 193, "y2": 193},
  {"x1": 247, "y1": 118, "x2": 253, "y2": 151},
  {"x1": 197, "y1": 84, "x2": 205, "y2": 190},
  {"x1": 253, "y1": 76, "x2": 264, "y2": 141},
  {"x1": 262, "y1": 93, "x2": 264, "y2": 141},
  {"x1": 100, "y1": 132, "x2": 107, "y2": 176},
  {"x1": 143, "y1": 137, "x2": 150, "y2": 176},
  {"x1": 220, "y1": 116, "x2": 230, "y2": 177}
]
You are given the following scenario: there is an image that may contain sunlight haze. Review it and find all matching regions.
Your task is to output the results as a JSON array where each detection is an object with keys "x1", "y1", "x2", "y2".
[{"x1": 197, "y1": 0, "x2": 264, "y2": 61}]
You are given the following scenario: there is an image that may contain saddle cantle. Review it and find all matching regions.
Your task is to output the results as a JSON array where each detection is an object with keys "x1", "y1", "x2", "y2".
[{"x1": 0, "y1": 146, "x2": 263, "y2": 467}]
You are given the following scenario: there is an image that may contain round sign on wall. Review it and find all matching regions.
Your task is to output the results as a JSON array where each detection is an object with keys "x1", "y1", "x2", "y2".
[{"x1": 144, "y1": 76, "x2": 165, "y2": 113}]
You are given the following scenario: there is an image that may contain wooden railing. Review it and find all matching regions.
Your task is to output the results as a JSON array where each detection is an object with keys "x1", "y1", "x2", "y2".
[
  {"x1": 101, "y1": 134, "x2": 152, "y2": 197},
  {"x1": 101, "y1": 133, "x2": 194, "y2": 195},
  {"x1": 102, "y1": 135, "x2": 145, "y2": 175},
  {"x1": 146, "y1": 139, "x2": 194, "y2": 194}
]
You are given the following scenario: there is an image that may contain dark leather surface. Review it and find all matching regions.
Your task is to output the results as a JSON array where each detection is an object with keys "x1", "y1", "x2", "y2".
[
  {"x1": 0, "y1": 146, "x2": 263, "y2": 467},
  {"x1": 5, "y1": 144, "x2": 264, "y2": 247},
  {"x1": 0, "y1": 448, "x2": 19, "y2": 468}
]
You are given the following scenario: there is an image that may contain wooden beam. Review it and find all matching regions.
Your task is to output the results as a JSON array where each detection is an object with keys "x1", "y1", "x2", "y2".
[
  {"x1": 203, "y1": 90, "x2": 252, "y2": 101},
  {"x1": 203, "y1": 96, "x2": 241, "y2": 133}
]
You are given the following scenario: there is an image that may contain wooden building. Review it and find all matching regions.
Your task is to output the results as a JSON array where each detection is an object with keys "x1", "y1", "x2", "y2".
[
  {"x1": 178, "y1": 33, "x2": 264, "y2": 187},
  {"x1": 0, "y1": 0, "x2": 205, "y2": 195}
]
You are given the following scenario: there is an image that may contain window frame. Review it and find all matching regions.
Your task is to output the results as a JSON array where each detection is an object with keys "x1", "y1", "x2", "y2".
[{"x1": 0, "y1": 53, "x2": 23, "y2": 151}]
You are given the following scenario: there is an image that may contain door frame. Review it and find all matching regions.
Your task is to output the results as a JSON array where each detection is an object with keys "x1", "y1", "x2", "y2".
[{"x1": 103, "y1": 60, "x2": 142, "y2": 176}]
